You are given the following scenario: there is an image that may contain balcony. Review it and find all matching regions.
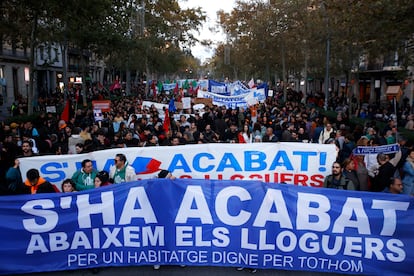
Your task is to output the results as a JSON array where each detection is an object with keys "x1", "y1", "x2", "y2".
[{"x1": 0, "y1": 48, "x2": 29, "y2": 63}]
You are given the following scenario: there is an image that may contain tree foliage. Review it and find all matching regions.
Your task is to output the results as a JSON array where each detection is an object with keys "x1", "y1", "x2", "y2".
[
  {"x1": 213, "y1": 0, "x2": 414, "y2": 83},
  {"x1": 100, "y1": 0, "x2": 205, "y2": 77},
  {"x1": 0, "y1": 0, "x2": 206, "y2": 110}
]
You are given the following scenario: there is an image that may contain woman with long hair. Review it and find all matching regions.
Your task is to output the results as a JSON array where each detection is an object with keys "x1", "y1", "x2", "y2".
[
  {"x1": 342, "y1": 158, "x2": 361, "y2": 191},
  {"x1": 239, "y1": 124, "x2": 252, "y2": 143}
]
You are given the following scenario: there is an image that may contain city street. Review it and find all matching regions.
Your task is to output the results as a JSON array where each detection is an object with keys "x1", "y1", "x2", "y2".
[{"x1": 17, "y1": 265, "x2": 345, "y2": 276}]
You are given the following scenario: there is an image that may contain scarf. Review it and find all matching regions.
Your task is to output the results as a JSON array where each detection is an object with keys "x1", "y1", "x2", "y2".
[{"x1": 24, "y1": 176, "x2": 47, "y2": 194}]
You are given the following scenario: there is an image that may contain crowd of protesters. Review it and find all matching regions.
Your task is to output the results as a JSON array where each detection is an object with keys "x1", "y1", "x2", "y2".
[{"x1": 1, "y1": 85, "x2": 414, "y2": 196}]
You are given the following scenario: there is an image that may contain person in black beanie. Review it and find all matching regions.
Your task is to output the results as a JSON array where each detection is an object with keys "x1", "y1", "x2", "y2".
[{"x1": 157, "y1": 169, "x2": 175, "y2": 179}]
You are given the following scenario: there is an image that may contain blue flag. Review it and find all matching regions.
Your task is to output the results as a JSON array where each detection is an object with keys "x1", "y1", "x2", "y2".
[{"x1": 168, "y1": 98, "x2": 176, "y2": 112}]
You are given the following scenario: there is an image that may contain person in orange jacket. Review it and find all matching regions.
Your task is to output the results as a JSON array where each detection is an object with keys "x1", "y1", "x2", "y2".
[{"x1": 23, "y1": 169, "x2": 58, "y2": 194}]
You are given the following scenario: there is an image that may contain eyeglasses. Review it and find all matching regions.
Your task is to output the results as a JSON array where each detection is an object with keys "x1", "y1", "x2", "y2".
[
  {"x1": 332, "y1": 166, "x2": 341, "y2": 168},
  {"x1": 114, "y1": 159, "x2": 120, "y2": 163}
]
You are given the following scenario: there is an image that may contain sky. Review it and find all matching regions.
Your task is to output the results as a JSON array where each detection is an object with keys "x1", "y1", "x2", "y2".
[{"x1": 179, "y1": 0, "x2": 236, "y2": 63}]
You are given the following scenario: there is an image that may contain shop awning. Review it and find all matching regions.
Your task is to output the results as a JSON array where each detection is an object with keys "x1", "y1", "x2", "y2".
[{"x1": 386, "y1": 85, "x2": 402, "y2": 95}]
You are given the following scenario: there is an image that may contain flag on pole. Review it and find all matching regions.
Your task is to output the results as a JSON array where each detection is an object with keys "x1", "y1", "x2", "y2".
[
  {"x1": 168, "y1": 98, "x2": 176, "y2": 112},
  {"x1": 179, "y1": 88, "x2": 184, "y2": 100},
  {"x1": 151, "y1": 81, "x2": 156, "y2": 98},
  {"x1": 110, "y1": 79, "x2": 121, "y2": 92},
  {"x1": 163, "y1": 109, "x2": 170, "y2": 133},
  {"x1": 248, "y1": 78, "x2": 255, "y2": 88},
  {"x1": 60, "y1": 100, "x2": 70, "y2": 122},
  {"x1": 157, "y1": 81, "x2": 163, "y2": 93},
  {"x1": 183, "y1": 79, "x2": 189, "y2": 89},
  {"x1": 173, "y1": 82, "x2": 179, "y2": 94}
]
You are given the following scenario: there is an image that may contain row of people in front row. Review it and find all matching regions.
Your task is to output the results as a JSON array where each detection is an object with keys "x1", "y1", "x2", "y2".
[
  {"x1": 3, "y1": 153, "x2": 175, "y2": 195},
  {"x1": 3, "y1": 155, "x2": 406, "y2": 196},
  {"x1": 323, "y1": 160, "x2": 404, "y2": 194}
]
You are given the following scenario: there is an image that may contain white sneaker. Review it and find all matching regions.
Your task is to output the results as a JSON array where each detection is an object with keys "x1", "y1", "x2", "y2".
[{"x1": 153, "y1": 265, "x2": 160, "y2": 270}]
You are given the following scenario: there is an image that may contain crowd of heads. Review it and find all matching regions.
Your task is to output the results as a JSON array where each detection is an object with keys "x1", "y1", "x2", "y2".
[{"x1": 1, "y1": 88, "x2": 413, "y2": 195}]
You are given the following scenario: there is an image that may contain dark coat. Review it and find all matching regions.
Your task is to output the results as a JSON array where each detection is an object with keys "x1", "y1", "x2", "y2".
[
  {"x1": 22, "y1": 177, "x2": 58, "y2": 194},
  {"x1": 372, "y1": 162, "x2": 396, "y2": 192}
]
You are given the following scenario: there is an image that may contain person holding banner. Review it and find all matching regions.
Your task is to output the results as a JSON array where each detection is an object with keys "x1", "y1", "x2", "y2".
[
  {"x1": 71, "y1": 159, "x2": 98, "y2": 191},
  {"x1": 94, "y1": 171, "x2": 111, "y2": 188},
  {"x1": 371, "y1": 151, "x2": 401, "y2": 192},
  {"x1": 23, "y1": 168, "x2": 58, "y2": 194},
  {"x1": 61, "y1": 179, "x2": 76, "y2": 193},
  {"x1": 4, "y1": 158, "x2": 23, "y2": 195},
  {"x1": 158, "y1": 169, "x2": 176, "y2": 179},
  {"x1": 109, "y1": 153, "x2": 137, "y2": 184},
  {"x1": 323, "y1": 161, "x2": 356, "y2": 190}
]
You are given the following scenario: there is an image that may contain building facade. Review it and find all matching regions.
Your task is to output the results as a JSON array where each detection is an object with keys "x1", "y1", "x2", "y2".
[{"x1": 0, "y1": 41, "x2": 105, "y2": 116}]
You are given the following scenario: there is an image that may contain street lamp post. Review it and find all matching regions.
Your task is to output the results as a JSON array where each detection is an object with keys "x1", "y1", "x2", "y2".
[
  {"x1": 322, "y1": 1, "x2": 330, "y2": 111},
  {"x1": 24, "y1": 67, "x2": 30, "y2": 99},
  {"x1": 324, "y1": 35, "x2": 330, "y2": 111},
  {"x1": 393, "y1": 95, "x2": 398, "y2": 141}
]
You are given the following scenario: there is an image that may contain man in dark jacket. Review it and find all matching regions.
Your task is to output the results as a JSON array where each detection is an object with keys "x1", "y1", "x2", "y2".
[
  {"x1": 262, "y1": 127, "x2": 279, "y2": 143},
  {"x1": 371, "y1": 151, "x2": 401, "y2": 192},
  {"x1": 323, "y1": 161, "x2": 356, "y2": 190}
]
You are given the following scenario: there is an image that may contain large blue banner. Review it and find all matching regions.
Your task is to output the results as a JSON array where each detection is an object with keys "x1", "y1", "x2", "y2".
[
  {"x1": 208, "y1": 80, "x2": 228, "y2": 95},
  {"x1": 0, "y1": 180, "x2": 413, "y2": 275}
]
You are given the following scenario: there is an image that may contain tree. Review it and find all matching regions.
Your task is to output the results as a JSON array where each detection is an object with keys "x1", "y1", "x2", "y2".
[
  {"x1": 1, "y1": 0, "x2": 206, "y2": 112},
  {"x1": 102, "y1": 0, "x2": 206, "y2": 88},
  {"x1": 213, "y1": 0, "x2": 414, "y2": 100}
]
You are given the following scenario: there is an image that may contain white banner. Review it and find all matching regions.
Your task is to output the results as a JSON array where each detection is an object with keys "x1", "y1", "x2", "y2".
[
  {"x1": 19, "y1": 143, "x2": 336, "y2": 188},
  {"x1": 93, "y1": 109, "x2": 103, "y2": 122},
  {"x1": 182, "y1": 97, "x2": 191, "y2": 109},
  {"x1": 197, "y1": 88, "x2": 266, "y2": 108},
  {"x1": 142, "y1": 101, "x2": 168, "y2": 113}
]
